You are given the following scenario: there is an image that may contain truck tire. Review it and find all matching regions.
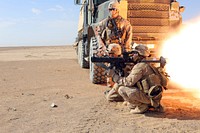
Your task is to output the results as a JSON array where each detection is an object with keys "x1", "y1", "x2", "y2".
[
  {"x1": 78, "y1": 40, "x2": 89, "y2": 68},
  {"x1": 89, "y1": 37, "x2": 106, "y2": 84}
]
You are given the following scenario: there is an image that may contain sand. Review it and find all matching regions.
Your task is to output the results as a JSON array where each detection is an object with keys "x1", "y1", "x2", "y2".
[{"x1": 0, "y1": 45, "x2": 200, "y2": 133}]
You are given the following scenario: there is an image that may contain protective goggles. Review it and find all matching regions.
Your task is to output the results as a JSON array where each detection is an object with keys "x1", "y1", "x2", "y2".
[
  {"x1": 109, "y1": 8, "x2": 117, "y2": 11},
  {"x1": 131, "y1": 51, "x2": 139, "y2": 55}
]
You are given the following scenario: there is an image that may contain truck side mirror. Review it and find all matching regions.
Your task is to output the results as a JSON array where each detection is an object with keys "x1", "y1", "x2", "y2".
[
  {"x1": 74, "y1": 0, "x2": 87, "y2": 5},
  {"x1": 75, "y1": 0, "x2": 81, "y2": 4}
]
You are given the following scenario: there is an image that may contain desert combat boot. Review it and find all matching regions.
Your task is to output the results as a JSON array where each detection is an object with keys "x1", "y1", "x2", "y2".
[{"x1": 130, "y1": 104, "x2": 149, "y2": 114}]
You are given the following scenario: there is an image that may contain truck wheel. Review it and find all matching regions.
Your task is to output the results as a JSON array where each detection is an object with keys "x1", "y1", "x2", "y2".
[
  {"x1": 89, "y1": 37, "x2": 106, "y2": 84},
  {"x1": 77, "y1": 40, "x2": 89, "y2": 68}
]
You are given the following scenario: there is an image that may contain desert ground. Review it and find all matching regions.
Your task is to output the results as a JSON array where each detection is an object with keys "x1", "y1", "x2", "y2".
[{"x1": 0, "y1": 45, "x2": 200, "y2": 133}]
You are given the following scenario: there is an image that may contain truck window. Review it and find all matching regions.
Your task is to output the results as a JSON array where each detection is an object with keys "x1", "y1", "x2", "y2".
[{"x1": 96, "y1": 2, "x2": 109, "y2": 22}]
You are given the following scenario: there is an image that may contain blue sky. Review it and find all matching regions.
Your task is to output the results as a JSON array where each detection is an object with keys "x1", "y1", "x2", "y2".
[{"x1": 0, "y1": 0, "x2": 200, "y2": 47}]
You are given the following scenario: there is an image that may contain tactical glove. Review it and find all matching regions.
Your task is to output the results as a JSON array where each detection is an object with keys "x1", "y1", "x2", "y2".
[
  {"x1": 107, "y1": 68, "x2": 120, "y2": 83},
  {"x1": 107, "y1": 69, "x2": 115, "y2": 77},
  {"x1": 112, "y1": 73, "x2": 120, "y2": 83}
]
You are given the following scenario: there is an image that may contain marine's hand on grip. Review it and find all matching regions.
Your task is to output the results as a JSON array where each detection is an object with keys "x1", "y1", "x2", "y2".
[{"x1": 106, "y1": 68, "x2": 120, "y2": 83}]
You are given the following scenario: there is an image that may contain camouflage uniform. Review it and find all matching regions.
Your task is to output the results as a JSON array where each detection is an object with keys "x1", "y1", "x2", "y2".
[
  {"x1": 97, "y1": 1, "x2": 132, "y2": 87},
  {"x1": 106, "y1": 62, "x2": 154, "y2": 103},
  {"x1": 106, "y1": 44, "x2": 164, "y2": 114},
  {"x1": 117, "y1": 62, "x2": 156, "y2": 112},
  {"x1": 100, "y1": 15, "x2": 132, "y2": 52}
]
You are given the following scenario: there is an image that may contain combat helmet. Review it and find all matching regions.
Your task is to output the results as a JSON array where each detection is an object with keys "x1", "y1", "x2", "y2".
[
  {"x1": 107, "y1": 43, "x2": 122, "y2": 56},
  {"x1": 132, "y1": 44, "x2": 150, "y2": 57},
  {"x1": 108, "y1": 1, "x2": 120, "y2": 10}
]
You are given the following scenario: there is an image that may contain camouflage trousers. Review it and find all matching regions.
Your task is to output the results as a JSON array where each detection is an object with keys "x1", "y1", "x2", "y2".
[
  {"x1": 118, "y1": 86, "x2": 163, "y2": 108},
  {"x1": 118, "y1": 86, "x2": 151, "y2": 108},
  {"x1": 105, "y1": 83, "x2": 124, "y2": 102},
  {"x1": 105, "y1": 84, "x2": 162, "y2": 109},
  {"x1": 105, "y1": 83, "x2": 151, "y2": 103}
]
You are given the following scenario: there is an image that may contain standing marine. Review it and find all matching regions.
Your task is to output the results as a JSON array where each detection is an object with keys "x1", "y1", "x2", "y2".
[{"x1": 96, "y1": 0, "x2": 133, "y2": 87}]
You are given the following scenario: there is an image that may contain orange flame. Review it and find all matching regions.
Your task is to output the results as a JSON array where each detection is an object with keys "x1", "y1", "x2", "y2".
[{"x1": 160, "y1": 18, "x2": 200, "y2": 98}]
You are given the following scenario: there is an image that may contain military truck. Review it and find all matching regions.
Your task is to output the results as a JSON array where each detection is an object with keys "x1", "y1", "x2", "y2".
[{"x1": 74, "y1": 0, "x2": 184, "y2": 84}]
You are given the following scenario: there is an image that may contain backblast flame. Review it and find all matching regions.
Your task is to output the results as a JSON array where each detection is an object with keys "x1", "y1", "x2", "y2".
[{"x1": 160, "y1": 17, "x2": 200, "y2": 98}]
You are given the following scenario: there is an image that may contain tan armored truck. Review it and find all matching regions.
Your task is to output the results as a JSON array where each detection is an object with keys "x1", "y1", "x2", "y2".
[{"x1": 74, "y1": 0, "x2": 184, "y2": 84}]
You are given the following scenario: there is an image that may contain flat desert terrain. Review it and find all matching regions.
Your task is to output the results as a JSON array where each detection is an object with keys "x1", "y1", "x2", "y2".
[{"x1": 0, "y1": 45, "x2": 200, "y2": 133}]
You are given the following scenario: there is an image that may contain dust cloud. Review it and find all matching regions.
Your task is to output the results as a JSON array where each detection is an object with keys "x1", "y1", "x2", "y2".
[{"x1": 159, "y1": 17, "x2": 200, "y2": 98}]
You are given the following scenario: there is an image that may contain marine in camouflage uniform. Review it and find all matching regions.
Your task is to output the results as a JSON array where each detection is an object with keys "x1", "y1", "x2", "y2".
[
  {"x1": 96, "y1": 1, "x2": 132, "y2": 87},
  {"x1": 106, "y1": 44, "x2": 165, "y2": 114},
  {"x1": 98, "y1": 1, "x2": 132, "y2": 52}
]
